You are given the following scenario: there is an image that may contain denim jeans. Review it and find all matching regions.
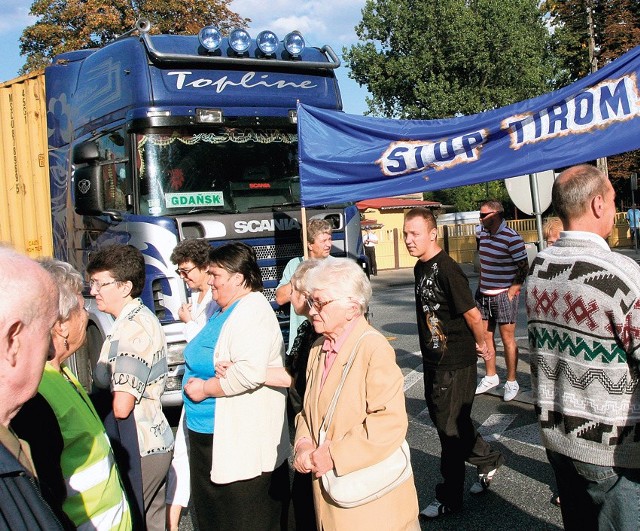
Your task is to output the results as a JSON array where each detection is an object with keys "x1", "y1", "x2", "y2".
[{"x1": 547, "y1": 449, "x2": 640, "y2": 531}]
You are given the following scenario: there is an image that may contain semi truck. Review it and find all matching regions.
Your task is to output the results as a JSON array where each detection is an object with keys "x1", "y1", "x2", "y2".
[{"x1": 0, "y1": 20, "x2": 364, "y2": 404}]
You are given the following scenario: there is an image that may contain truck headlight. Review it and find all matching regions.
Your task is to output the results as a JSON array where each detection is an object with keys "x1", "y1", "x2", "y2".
[
  {"x1": 199, "y1": 26, "x2": 222, "y2": 52},
  {"x1": 257, "y1": 30, "x2": 279, "y2": 55},
  {"x1": 166, "y1": 341, "x2": 186, "y2": 366},
  {"x1": 284, "y1": 31, "x2": 305, "y2": 57},
  {"x1": 229, "y1": 28, "x2": 251, "y2": 54}
]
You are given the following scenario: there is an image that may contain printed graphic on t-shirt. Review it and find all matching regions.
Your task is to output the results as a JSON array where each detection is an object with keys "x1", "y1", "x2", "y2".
[{"x1": 416, "y1": 263, "x2": 447, "y2": 352}]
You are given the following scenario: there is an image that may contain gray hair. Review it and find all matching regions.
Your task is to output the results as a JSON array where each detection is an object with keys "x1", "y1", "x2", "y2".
[
  {"x1": 0, "y1": 246, "x2": 58, "y2": 326},
  {"x1": 291, "y1": 259, "x2": 319, "y2": 293},
  {"x1": 37, "y1": 258, "x2": 83, "y2": 322},
  {"x1": 307, "y1": 218, "x2": 333, "y2": 243},
  {"x1": 552, "y1": 164, "x2": 609, "y2": 225},
  {"x1": 306, "y1": 257, "x2": 371, "y2": 314}
]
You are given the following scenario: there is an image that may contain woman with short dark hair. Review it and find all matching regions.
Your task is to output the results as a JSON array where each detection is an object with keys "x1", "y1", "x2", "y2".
[
  {"x1": 166, "y1": 238, "x2": 218, "y2": 531},
  {"x1": 183, "y1": 242, "x2": 290, "y2": 531},
  {"x1": 88, "y1": 244, "x2": 174, "y2": 531}
]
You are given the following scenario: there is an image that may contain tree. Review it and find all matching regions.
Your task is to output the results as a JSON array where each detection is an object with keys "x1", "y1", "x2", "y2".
[
  {"x1": 19, "y1": 0, "x2": 248, "y2": 73},
  {"x1": 424, "y1": 180, "x2": 511, "y2": 215},
  {"x1": 544, "y1": 0, "x2": 640, "y2": 188},
  {"x1": 344, "y1": 0, "x2": 554, "y2": 212},
  {"x1": 344, "y1": 0, "x2": 554, "y2": 120}
]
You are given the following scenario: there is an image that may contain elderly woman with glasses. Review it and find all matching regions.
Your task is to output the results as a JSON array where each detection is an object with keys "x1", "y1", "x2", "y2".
[
  {"x1": 183, "y1": 242, "x2": 290, "y2": 531},
  {"x1": 166, "y1": 238, "x2": 218, "y2": 530},
  {"x1": 88, "y1": 244, "x2": 174, "y2": 531},
  {"x1": 12, "y1": 258, "x2": 131, "y2": 530},
  {"x1": 293, "y1": 258, "x2": 419, "y2": 530}
]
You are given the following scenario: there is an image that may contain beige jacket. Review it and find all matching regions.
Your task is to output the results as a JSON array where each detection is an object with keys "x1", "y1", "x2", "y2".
[{"x1": 295, "y1": 317, "x2": 419, "y2": 530}]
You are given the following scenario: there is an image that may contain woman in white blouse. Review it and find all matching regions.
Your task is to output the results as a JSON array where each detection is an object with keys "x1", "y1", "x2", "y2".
[{"x1": 166, "y1": 238, "x2": 218, "y2": 530}]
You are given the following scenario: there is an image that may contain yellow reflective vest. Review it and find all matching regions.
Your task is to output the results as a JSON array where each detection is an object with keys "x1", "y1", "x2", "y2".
[{"x1": 38, "y1": 364, "x2": 132, "y2": 531}]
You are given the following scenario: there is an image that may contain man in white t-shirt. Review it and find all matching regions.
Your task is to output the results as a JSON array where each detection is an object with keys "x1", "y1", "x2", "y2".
[{"x1": 363, "y1": 228, "x2": 379, "y2": 276}]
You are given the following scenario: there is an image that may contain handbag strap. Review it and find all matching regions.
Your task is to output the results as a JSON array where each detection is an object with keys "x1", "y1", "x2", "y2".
[{"x1": 320, "y1": 330, "x2": 378, "y2": 433}]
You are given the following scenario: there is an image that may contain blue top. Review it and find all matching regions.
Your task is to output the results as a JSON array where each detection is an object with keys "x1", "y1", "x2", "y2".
[{"x1": 183, "y1": 301, "x2": 239, "y2": 434}]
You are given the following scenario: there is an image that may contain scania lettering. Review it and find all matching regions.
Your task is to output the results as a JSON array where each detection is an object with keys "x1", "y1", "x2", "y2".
[
  {"x1": 0, "y1": 20, "x2": 364, "y2": 405},
  {"x1": 234, "y1": 219, "x2": 302, "y2": 234}
]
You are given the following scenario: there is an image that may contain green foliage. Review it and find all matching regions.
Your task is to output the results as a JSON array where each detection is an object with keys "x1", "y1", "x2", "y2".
[
  {"x1": 544, "y1": 0, "x2": 640, "y2": 187},
  {"x1": 344, "y1": 0, "x2": 554, "y2": 119},
  {"x1": 425, "y1": 181, "x2": 511, "y2": 215},
  {"x1": 19, "y1": 0, "x2": 248, "y2": 73},
  {"x1": 344, "y1": 0, "x2": 553, "y2": 213}
]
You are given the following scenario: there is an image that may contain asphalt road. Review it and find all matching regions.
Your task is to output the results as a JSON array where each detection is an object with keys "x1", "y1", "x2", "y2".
[
  {"x1": 176, "y1": 262, "x2": 567, "y2": 530},
  {"x1": 370, "y1": 265, "x2": 562, "y2": 530}
]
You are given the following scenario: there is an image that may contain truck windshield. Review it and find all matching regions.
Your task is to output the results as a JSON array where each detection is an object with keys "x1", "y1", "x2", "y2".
[{"x1": 136, "y1": 128, "x2": 300, "y2": 215}]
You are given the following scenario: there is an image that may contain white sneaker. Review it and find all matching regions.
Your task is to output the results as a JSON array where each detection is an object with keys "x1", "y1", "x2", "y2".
[
  {"x1": 475, "y1": 374, "x2": 499, "y2": 395},
  {"x1": 420, "y1": 499, "x2": 453, "y2": 518},
  {"x1": 470, "y1": 467, "x2": 500, "y2": 494},
  {"x1": 503, "y1": 380, "x2": 519, "y2": 401}
]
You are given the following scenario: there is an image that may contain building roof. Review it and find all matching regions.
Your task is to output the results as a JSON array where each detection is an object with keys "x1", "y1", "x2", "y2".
[{"x1": 356, "y1": 197, "x2": 441, "y2": 211}]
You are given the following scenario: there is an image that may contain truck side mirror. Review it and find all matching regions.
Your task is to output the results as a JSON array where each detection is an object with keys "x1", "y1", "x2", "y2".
[
  {"x1": 72, "y1": 141, "x2": 121, "y2": 219},
  {"x1": 73, "y1": 142, "x2": 105, "y2": 215},
  {"x1": 74, "y1": 165, "x2": 106, "y2": 216},
  {"x1": 72, "y1": 141, "x2": 100, "y2": 164}
]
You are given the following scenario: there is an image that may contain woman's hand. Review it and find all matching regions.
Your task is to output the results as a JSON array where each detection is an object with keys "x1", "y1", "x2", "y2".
[
  {"x1": 311, "y1": 438, "x2": 334, "y2": 477},
  {"x1": 293, "y1": 440, "x2": 315, "y2": 474},
  {"x1": 178, "y1": 303, "x2": 192, "y2": 324},
  {"x1": 215, "y1": 361, "x2": 233, "y2": 378},
  {"x1": 184, "y1": 377, "x2": 209, "y2": 402}
]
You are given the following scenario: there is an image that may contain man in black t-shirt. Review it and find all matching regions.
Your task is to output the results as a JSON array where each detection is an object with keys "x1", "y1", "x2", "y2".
[{"x1": 404, "y1": 208, "x2": 504, "y2": 519}]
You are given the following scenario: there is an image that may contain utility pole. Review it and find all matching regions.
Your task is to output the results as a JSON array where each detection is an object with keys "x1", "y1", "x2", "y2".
[{"x1": 587, "y1": 0, "x2": 609, "y2": 176}]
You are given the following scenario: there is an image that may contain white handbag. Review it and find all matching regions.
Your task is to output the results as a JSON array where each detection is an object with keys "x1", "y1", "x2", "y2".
[{"x1": 318, "y1": 331, "x2": 413, "y2": 508}]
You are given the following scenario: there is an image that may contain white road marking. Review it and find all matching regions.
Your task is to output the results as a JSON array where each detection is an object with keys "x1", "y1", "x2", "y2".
[
  {"x1": 396, "y1": 350, "x2": 422, "y2": 361},
  {"x1": 403, "y1": 369, "x2": 423, "y2": 392},
  {"x1": 411, "y1": 411, "x2": 544, "y2": 450},
  {"x1": 478, "y1": 413, "x2": 517, "y2": 442}
]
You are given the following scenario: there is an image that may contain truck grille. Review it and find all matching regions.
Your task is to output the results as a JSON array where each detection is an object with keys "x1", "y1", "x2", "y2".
[{"x1": 253, "y1": 243, "x2": 302, "y2": 260}]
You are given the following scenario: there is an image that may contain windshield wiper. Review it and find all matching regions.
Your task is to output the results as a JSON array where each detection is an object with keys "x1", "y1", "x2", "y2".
[{"x1": 188, "y1": 206, "x2": 239, "y2": 214}]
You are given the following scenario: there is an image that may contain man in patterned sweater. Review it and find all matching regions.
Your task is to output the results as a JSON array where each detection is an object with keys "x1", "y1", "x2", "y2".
[{"x1": 526, "y1": 164, "x2": 640, "y2": 530}]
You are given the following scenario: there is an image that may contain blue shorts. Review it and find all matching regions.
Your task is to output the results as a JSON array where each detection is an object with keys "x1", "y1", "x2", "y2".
[{"x1": 475, "y1": 290, "x2": 519, "y2": 324}]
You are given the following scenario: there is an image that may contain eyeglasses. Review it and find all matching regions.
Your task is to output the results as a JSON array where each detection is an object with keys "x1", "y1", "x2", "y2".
[
  {"x1": 479, "y1": 211, "x2": 497, "y2": 219},
  {"x1": 89, "y1": 279, "x2": 118, "y2": 292},
  {"x1": 176, "y1": 266, "x2": 197, "y2": 277},
  {"x1": 306, "y1": 298, "x2": 346, "y2": 312}
]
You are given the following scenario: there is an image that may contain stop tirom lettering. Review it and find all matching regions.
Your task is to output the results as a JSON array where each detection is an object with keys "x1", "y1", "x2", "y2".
[
  {"x1": 506, "y1": 75, "x2": 640, "y2": 149},
  {"x1": 377, "y1": 130, "x2": 487, "y2": 177}
]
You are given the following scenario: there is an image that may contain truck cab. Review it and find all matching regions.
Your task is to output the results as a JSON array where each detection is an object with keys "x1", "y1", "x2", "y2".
[{"x1": 46, "y1": 22, "x2": 364, "y2": 402}]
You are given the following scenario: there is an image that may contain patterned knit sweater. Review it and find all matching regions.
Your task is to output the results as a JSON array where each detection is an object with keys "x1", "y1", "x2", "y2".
[{"x1": 526, "y1": 234, "x2": 640, "y2": 467}]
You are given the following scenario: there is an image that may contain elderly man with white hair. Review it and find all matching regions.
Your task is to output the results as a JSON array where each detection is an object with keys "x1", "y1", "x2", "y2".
[{"x1": 0, "y1": 246, "x2": 63, "y2": 528}]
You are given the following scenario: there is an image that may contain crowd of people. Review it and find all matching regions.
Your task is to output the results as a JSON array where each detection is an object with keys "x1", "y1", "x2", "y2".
[{"x1": 0, "y1": 163, "x2": 637, "y2": 531}]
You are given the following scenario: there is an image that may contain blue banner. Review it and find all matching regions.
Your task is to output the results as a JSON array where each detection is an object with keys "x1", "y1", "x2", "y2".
[{"x1": 298, "y1": 45, "x2": 640, "y2": 207}]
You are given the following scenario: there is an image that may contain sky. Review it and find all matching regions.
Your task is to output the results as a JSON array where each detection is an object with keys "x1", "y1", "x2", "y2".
[{"x1": 0, "y1": 0, "x2": 370, "y2": 115}]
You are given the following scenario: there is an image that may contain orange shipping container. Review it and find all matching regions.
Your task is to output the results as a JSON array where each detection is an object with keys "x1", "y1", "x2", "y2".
[{"x1": 0, "y1": 71, "x2": 52, "y2": 258}]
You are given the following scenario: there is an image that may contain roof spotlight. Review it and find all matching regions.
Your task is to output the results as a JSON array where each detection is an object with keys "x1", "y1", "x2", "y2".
[
  {"x1": 284, "y1": 31, "x2": 305, "y2": 57},
  {"x1": 256, "y1": 30, "x2": 279, "y2": 55},
  {"x1": 198, "y1": 26, "x2": 222, "y2": 52},
  {"x1": 229, "y1": 28, "x2": 252, "y2": 54}
]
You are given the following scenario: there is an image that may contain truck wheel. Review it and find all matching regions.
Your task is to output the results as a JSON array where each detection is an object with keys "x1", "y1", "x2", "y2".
[{"x1": 74, "y1": 324, "x2": 104, "y2": 392}]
